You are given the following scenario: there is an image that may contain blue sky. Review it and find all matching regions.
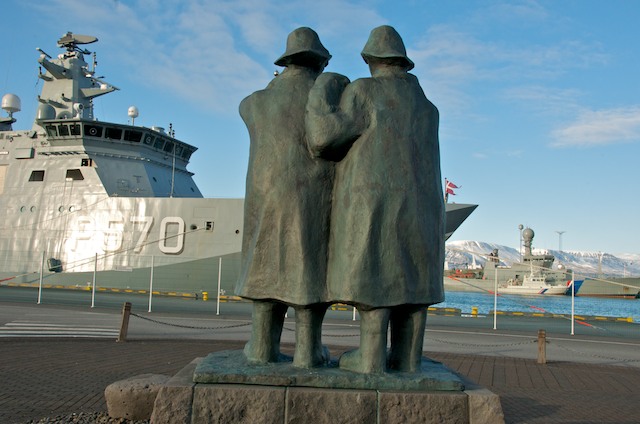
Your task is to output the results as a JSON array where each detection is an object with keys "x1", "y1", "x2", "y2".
[{"x1": 2, "y1": 0, "x2": 639, "y2": 254}]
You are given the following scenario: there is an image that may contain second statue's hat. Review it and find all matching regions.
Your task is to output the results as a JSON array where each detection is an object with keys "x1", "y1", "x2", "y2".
[{"x1": 361, "y1": 25, "x2": 414, "y2": 70}]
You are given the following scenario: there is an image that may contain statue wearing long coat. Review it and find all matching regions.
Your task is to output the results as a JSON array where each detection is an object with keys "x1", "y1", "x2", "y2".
[
  {"x1": 307, "y1": 68, "x2": 444, "y2": 308},
  {"x1": 236, "y1": 67, "x2": 333, "y2": 306}
]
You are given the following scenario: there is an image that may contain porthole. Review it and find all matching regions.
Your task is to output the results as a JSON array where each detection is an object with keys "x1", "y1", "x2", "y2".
[{"x1": 58, "y1": 206, "x2": 65, "y2": 212}]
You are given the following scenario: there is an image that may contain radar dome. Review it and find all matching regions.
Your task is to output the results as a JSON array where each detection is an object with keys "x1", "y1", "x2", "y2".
[
  {"x1": 2, "y1": 93, "x2": 21, "y2": 116},
  {"x1": 522, "y1": 228, "x2": 534, "y2": 241},
  {"x1": 128, "y1": 106, "x2": 139, "y2": 119},
  {"x1": 36, "y1": 104, "x2": 56, "y2": 121}
]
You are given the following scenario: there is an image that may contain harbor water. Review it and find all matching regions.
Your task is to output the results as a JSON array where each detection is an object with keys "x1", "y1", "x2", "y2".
[{"x1": 437, "y1": 291, "x2": 640, "y2": 322}]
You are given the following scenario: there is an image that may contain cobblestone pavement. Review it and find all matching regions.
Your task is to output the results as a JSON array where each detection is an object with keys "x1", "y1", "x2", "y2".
[{"x1": 1, "y1": 338, "x2": 639, "y2": 424}]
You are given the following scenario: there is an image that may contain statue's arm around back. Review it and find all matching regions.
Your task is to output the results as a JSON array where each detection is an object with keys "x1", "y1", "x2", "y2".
[{"x1": 306, "y1": 72, "x2": 362, "y2": 162}]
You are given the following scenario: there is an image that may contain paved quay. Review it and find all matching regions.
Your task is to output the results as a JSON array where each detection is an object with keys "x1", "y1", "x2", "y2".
[
  {"x1": 1, "y1": 295, "x2": 639, "y2": 423},
  {"x1": 1, "y1": 337, "x2": 639, "y2": 424}
]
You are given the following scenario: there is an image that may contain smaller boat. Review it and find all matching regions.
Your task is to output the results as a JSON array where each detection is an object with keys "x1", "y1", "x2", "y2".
[{"x1": 498, "y1": 270, "x2": 583, "y2": 296}]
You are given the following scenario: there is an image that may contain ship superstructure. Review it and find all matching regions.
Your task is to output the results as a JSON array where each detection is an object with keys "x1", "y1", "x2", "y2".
[
  {"x1": 0, "y1": 33, "x2": 244, "y2": 292},
  {"x1": 1, "y1": 33, "x2": 476, "y2": 295}
]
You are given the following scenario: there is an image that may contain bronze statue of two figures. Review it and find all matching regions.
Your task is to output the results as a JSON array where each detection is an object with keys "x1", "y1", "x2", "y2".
[{"x1": 236, "y1": 26, "x2": 445, "y2": 375}]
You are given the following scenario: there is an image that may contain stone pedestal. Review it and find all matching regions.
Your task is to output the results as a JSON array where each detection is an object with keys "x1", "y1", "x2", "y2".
[{"x1": 150, "y1": 352, "x2": 504, "y2": 424}]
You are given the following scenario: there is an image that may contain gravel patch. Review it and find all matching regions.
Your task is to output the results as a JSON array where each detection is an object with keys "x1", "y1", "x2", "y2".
[{"x1": 23, "y1": 412, "x2": 149, "y2": 424}]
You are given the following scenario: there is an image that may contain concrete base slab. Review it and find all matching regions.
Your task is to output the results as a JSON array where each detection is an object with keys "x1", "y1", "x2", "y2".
[
  {"x1": 193, "y1": 349, "x2": 464, "y2": 391},
  {"x1": 151, "y1": 356, "x2": 505, "y2": 424}
]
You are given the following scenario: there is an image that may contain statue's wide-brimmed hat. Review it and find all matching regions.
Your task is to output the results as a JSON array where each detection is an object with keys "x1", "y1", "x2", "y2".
[
  {"x1": 275, "y1": 27, "x2": 331, "y2": 67},
  {"x1": 361, "y1": 25, "x2": 414, "y2": 70}
]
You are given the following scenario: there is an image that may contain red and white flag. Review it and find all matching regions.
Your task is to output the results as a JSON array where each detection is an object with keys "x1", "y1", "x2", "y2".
[{"x1": 445, "y1": 179, "x2": 459, "y2": 195}]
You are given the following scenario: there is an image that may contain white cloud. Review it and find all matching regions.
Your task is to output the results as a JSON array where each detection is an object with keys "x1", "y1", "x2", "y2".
[
  {"x1": 551, "y1": 107, "x2": 640, "y2": 147},
  {"x1": 503, "y1": 85, "x2": 583, "y2": 115}
]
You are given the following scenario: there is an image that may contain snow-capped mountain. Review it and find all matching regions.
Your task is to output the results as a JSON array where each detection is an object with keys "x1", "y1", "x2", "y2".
[{"x1": 445, "y1": 240, "x2": 640, "y2": 278}]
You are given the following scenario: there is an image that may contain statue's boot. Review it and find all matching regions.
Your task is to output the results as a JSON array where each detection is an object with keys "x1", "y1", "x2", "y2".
[
  {"x1": 293, "y1": 303, "x2": 331, "y2": 368},
  {"x1": 388, "y1": 305, "x2": 427, "y2": 372},
  {"x1": 243, "y1": 301, "x2": 288, "y2": 364},
  {"x1": 339, "y1": 308, "x2": 390, "y2": 374}
]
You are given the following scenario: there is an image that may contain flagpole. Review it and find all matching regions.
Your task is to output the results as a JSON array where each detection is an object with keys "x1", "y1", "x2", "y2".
[{"x1": 444, "y1": 178, "x2": 449, "y2": 203}]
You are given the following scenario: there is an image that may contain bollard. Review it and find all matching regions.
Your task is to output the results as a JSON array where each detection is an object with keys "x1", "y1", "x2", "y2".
[
  {"x1": 471, "y1": 306, "x2": 478, "y2": 317},
  {"x1": 537, "y1": 329, "x2": 546, "y2": 364},
  {"x1": 117, "y1": 302, "x2": 132, "y2": 343},
  {"x1": 202, "y1": 291, "x2": 208, "y2": 301}
]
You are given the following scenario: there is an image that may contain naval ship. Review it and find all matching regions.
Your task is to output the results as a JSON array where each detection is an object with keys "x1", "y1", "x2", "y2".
[
  {"x1": 444, "y1": 227, "x2": 582, "y2": 295},
  {"x1": 0, "y1": 33, "x2": 477, "y2": 295}
]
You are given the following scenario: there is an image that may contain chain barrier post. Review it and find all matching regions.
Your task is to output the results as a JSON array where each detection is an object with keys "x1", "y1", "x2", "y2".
[
  {"x1": 537, "y1": 329, "x2": 546, "y2": 364},
  {"x1": 117, "y1": 302, "x2": 132, "y2": 342}
]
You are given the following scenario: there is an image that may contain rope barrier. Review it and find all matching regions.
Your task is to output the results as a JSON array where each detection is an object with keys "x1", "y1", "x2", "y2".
[
  {"x1": 130, "y1": 312, "x2": 251, "y2": 330},
  {"x1": 426, "y1": 336, "x2": 537, "y2": 348},
  {"x1": 125, "y1": 305, "x2": 637, "y2": 365},
  {"x1": 552, "y1": 342, "x2": 640, "y2": 364}
]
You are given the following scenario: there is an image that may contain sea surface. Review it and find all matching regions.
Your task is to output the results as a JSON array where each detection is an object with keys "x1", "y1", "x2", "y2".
[{"x1": 437, "y1": 291, "x2": 640, "y2": 322}]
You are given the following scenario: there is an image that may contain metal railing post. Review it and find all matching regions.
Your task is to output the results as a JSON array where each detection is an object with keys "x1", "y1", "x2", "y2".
[
  {"x1": 148, "y1": 255, "x2": 154, "y2": 313},
  {"x1": 37, "y1": 251, "x2": 45, "y2": 304}
]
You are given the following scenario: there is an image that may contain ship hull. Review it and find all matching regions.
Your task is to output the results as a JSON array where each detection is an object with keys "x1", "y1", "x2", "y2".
[
  {"x1": 1, "y1": 200, "x2": 474, "y2": 293},
  {"x1": 577, "y1": 278, "x2": 640, "y2": 299}
]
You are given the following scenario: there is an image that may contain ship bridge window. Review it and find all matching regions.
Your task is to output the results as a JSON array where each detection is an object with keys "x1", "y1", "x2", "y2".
[
  {"x1": 29, "y1": 170, "x2": 45, "y2": 182},
  {"x1": 65, "y1": 169, "x2": 84, "y2": 180},
  {"x1": 182, "y1": 149, "x2": 193, "y2": 160},
  {"x1": 46, "y1": 125, "x2": 58, "y2": 137},
  {"x1": 58, "y1": 125, "x2": 70, "y2": 136},
  {"x1": 153, "y1": 138, "x2": 164, "y2": 150},
  {"x1": 84, "y1": 124, "x2": 103, "y2": 138},
  {"x1": 163, "y1": 142, "x2": 174, "y2": 153},
  {"x1": 143, "y1": 134, "x2": 154, "y2": 145},
  {"x1": 105, "y1": 127, "x2": 123, "y2": 140},
  {"x1": 69, "y1": 124, "x2": 81, "y2": 136},
  {"x1": 175, "y1": 145, "x2": 183, "y2": 156},
  {"x1": 124, "y1": 130, "x2": 143, "y2": 143}
]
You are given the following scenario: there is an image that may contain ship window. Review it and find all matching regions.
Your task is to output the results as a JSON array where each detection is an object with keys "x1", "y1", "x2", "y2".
[
  {"x1": 66, "y1": 169, "x2": 84, "y2": 180},
  {"x1": 29, "y1": 170, "x2": 45, "y2": 182},
  {"x1": 163, "y1": 142, "x2": 174, "y2": 153},
  {"x1": 105, "y1": 127, "x2": 123, "y2": 140},
  {"x1": 58, "y1": 125, "x2": 70, "y2": 136},
  {"x1": 84, "y1": 124, "x2": 103, "y2": 137},
  {"x1": 124, "y1": 130, "x2": 143, "y2": 143},
  {"x1": 175, "y1": 145, "x2": 183, "y2": 156},
  {"x1": 153, "y1": 138, "x2": 164, "y2": 150},
  {"x1": 69, "y1": 124, "x2": 81, "y2": 136},
  {"x1": 45, "y1": 125, "x2": 58, "y2": 137},
  {"x1": 182, "y1": 149, "x2": 192, "y2": 160},
  {"x1": 143, "y1": 134, "x2": 154, "y2": 145}
]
